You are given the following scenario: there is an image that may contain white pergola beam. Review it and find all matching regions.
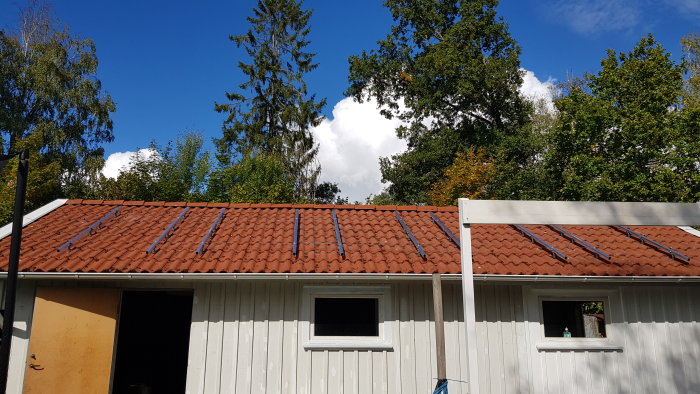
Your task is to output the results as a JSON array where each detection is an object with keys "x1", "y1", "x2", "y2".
[
  {"x1": 457, "y1": 199, "x2": 700, "y2": 394},
  {"x1": 460, "y1": 200, "x2": 700, "y2": 225}
]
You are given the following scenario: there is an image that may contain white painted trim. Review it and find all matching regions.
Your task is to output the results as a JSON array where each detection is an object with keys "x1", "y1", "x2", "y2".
[
  {"x1": 5, "y1": 271, "x2": 700, "y2": 282},
  {"x1": 459, "y1": 199, "x2": 700, "y2": 225},
  {"x1": 535, "y1": 342, "x2": 623, "y2": 351},
  {"x1": 0, "y1": 198, "x2": 67, "y2": 240},
  {"x1": 678, "y1": 225, "x2": 700, "y2": 238},
  {"x1": 300, "y1": 285, "x2": 393, "y2": 350},
  {"x1": 524, "y1": 287, "x2": 624, "y2": 354}
]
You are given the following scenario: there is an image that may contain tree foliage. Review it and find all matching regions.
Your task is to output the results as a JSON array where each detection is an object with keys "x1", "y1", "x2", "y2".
[
  {"x1": 541, "y1": 35, "x2": 699, "y2": 202},
  {"x1": 347, "y1": 0, "x2": 529, "y2": 203},
  {"x1": 90, "y1": 133, "x2": 211, "y2": 202},
  {"x1": 682, "y1": 33, "x2": 700, "y2": 109},
  {"x1": 216, "y1": 153, "x2": 295, "y2": 204},
  {"x1": 427, "y1": 148, "x2": 494, "y2": 205},
  {"x1": 0, "y1": 2, "x2": 114, "y2": 221},
  {"x1": 215, "y1": 0, "x2": 329, "y2": 202}
]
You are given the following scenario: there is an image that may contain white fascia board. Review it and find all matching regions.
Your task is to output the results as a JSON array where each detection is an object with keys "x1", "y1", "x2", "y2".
[
  {"x1": 679, "y1": 226, "x2": 700, "y2": 238},
  {"x1": 459, "y1": 199, "x2": 700, "y2": 225},
  {"x1": 0, "y1": 199, "x2": 68, "y2": 241}
]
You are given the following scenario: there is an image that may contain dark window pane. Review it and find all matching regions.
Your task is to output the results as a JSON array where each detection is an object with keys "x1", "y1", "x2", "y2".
[
  {"x1": 542, "y1": 300, "x2": 606, "y2": 338},
  {"x1": 314, "y1": 298, "x2": 379, "y2": 336}
]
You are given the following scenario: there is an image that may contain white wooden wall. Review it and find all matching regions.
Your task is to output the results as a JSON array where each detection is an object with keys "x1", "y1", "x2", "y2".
[
  {"x1": 5, "y1": 279, "x2": 700, "y2": 394},
  {"x1": 474, "y1": 283, "x2": 529, "y2": 394},
  {"x1": 185, "y1": 281, "x2": 471, "y2": 394},
  {"x1": 475, "y1": 282, "x2": 700, "y2": 394}
]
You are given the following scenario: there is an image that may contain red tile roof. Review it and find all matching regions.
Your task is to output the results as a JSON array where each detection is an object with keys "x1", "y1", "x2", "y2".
[{"x1": 1, "y1": 200, "x2": 700, "y2": 276}]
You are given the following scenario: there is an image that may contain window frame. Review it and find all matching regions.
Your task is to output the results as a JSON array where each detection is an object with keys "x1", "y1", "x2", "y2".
[
  {"x1": 301, "y1": 285, "x2": 393, "y2": 350},
  {"x1": 524, "y1": 287, "x2": 623, "y2": 352}
]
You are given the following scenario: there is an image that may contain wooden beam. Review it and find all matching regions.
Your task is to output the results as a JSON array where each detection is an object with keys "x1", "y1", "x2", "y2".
[
  {"x1": 432, "y1": 273, "x2": 447, "y2": 383},
  {"x1": 458, "y1": 221, "x2": 480, "y2": 394},
  {"x1": 460, "y1": 200, "x2": 700, "y2": 225}
]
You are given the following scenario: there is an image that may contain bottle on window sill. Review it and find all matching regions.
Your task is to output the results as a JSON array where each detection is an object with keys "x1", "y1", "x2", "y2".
[{"x1": 563, "y1": 327, "x2": 572, "y2": 338}]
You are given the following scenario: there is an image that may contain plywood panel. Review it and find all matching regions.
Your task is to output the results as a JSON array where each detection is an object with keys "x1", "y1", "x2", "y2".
[{"x1": 23, "y1": 287, "x2": 120, "y2": 394}]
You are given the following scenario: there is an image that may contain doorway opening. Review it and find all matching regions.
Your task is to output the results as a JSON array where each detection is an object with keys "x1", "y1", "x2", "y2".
[{"x1": 111, "y1": 290, "x2": 193, "y2": 394}]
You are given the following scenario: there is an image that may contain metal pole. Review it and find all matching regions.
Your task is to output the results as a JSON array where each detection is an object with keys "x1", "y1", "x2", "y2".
[{"x1": 0, "y1": 150, "x2": 29, "y2": 393}]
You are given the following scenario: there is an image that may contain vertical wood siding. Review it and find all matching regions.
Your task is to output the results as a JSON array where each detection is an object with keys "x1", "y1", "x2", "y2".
[
  {"x1": 185, "y1": 281, "x2": 470, "y2": 394},
  {"x1": 522, "y1": 284, "x2": 700, "y2": 394},
  {"x1": 7, "y1": 280, "x2": 700, "y2": 394}
]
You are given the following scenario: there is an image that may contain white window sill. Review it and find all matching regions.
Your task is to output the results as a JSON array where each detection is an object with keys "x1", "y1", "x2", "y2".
[
  {"x1": 303, "y1": 339, "x2": 393, "y2": 350},
  {"x1": 536, "y1": 340, "x2": 623, "y2": 352}
]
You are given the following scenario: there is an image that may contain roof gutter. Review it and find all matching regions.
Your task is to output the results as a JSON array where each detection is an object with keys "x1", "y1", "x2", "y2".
[{"x1": 3, "y1": 272, "x2": 700, "y2": 283}]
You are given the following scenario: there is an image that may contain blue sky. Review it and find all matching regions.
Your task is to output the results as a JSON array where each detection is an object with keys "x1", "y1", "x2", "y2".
[{"x1": 1, "y1": 0, "x2": 699, "y2": 201}]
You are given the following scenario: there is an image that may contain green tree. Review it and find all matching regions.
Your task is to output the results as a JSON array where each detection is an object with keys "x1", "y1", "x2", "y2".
[
  {"x1": 225, "y1": 154, "x2": 296, "y2": 203},
  {"x1": 215, "y1": 0, "x2": 327, "y2": 202},
  {"x1": 427, "y1": 148, "x2": 495, "y2": 205},
  {"x1": 0, "y1": 3, "x2": 115, "y2": 220},
  {"x1": 347, "y1": 0, "x2": 529, "y2": 203},
  {"x1": 91, "y1": 133, "x2": 211, "y2": 202},
  {"x1": 543, "y1": 35, "x2": 699, "y2": 202},
  {"x1": 682, "y1": 33, "x2": 700, "y2": 109}
]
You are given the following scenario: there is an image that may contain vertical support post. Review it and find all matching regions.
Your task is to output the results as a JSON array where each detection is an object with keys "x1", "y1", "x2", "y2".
[
  {"x1": 432, "y1": 273, "x2": 447, "y2": 388},
  {"x1": 458, "y1": 199, "x2": 479, "y2": 394},
  {"x1": 0, "y1": 150, "x2": 29, "y2": 393}
]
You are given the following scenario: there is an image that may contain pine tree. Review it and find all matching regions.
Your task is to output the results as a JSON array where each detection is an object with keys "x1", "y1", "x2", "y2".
[{"x1": 215, "y1": 0, "x2": 326, "y2": 202}]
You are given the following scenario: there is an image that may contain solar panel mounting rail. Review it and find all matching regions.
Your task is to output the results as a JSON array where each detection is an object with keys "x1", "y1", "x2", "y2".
[
  {"x1": 332, "y1": 209, "x2": 345, "y2": 257},
  {"x1": 196, "y1": 208, "x2": 226, "y2": 255},
  {"x1": 548, "y1": 225, "x2": 612, "y2": 262},
  {"x1": 512, "y1": 224, "x2": 567, "y2": 262},
  {"x1": 146, "y1": 207, "x2": 190, "y2": 254},
  {"x1": 395, "y1": 211, "x2": 426, "y2": 259},
  {"x1": 429, "y1": 212, "x2": 460, "y2": 248},
  {"x1": 57, "y1": 206, "x2": 122, "y2": 252},
  {"x1": 613, "y1": 225, "x2": 691, "y2": 263},
  {"x1": 292, "y1": 209, "x2": 300, "y2": 256}
]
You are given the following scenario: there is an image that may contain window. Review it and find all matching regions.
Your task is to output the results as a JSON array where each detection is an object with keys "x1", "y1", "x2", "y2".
[
  {"x1": 301, "y1": 286, "x2": 392, "y2": 350},
  {"x1": 542, "y1": 300, "x2": 606, "y2": 338},
  {"x1": 525, "y1": 287, "x2": 622, "y2": 351},
  {"x1": 314, "y1": 297, "x2": 379, "y2": 336}
]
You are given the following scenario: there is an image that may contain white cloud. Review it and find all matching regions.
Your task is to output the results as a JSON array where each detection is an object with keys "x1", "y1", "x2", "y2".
[
  {"x1": 519, "y1": 69, "x2": 557, "y2": 112},
  {"x1": 665, "y1": 0, "x2": 700, "y2": 14},
  {"x1": 101, "y1": 148, "x2": 157, "y2": 178},
  {"x1": 548, "y1": 0, "x2": 640, "y2": 34},
  {"x1": 313, "y1": 69, "x2": 556, "y2": 203},
  {"x1": 311, "y1": 97, "x2": 408, "y2": 203},
  {"x1": 100, "y1": 71, "x2": 557, "y2": 203}
]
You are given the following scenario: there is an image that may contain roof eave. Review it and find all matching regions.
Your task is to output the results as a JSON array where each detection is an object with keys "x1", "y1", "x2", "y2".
[{"x1": 3, "y1": 272, "x2": 700, "y2": 283}]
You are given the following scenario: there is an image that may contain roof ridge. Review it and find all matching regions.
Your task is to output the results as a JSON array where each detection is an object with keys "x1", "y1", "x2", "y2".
[{"x1": 64, "y1": 199, "x2": 459, "y2": 212}]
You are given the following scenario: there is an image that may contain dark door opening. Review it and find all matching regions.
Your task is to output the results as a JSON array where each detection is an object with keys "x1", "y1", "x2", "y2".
[{"x1": 112, "y1": 291, "x2": 193, "y2": 394}]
